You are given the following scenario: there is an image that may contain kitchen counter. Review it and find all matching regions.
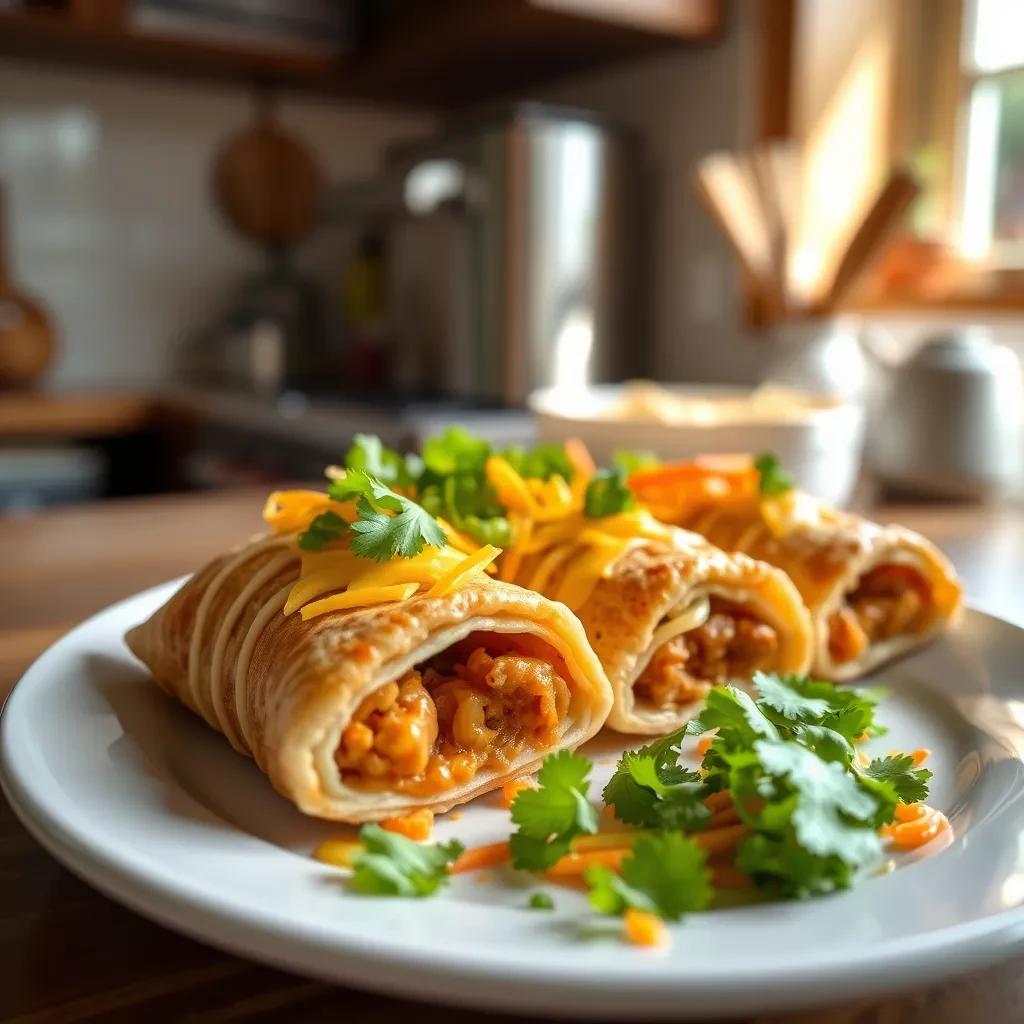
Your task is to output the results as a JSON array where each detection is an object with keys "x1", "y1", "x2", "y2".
[{"x1": 2, "y1": 490, "x2": 1024, "y2": 1022}]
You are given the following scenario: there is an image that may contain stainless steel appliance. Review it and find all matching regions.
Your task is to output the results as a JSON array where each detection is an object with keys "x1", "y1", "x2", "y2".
[{"x1": 326, "y1": 104, "x2": 644, "y2": 404}]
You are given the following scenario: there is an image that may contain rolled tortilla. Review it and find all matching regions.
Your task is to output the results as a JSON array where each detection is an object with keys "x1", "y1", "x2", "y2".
[
  {"x1": 507, "y1": 524, "x2": 813, "y2": 736},
  {"x1": 125, "y1": 534, "x2": 612, "y2": 822},
  {"x1": 683, "y1": 499, "x2": 962, "y2": 681}
]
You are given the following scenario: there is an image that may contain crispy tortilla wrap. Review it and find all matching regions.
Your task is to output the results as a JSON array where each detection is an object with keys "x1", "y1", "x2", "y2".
[
  {"x1": 126, "y1": 533, "x2": 612, "y2": 822},
  {"x1": 499, "y1": 510, "x2": 813, "y2": 736},
  {"x1": 630, "y1": 462, "x2": 963, "y2": 681},
  {"x1": 687, "y1": 501, "x2": 962, "y2": 680}
]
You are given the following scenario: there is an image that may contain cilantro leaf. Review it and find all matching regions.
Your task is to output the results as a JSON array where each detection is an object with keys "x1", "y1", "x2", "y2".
[
  {"x1": 686, "y1": 686, "x2": 781, "y2": 745},
  {"x1": 602, "y1": 728, "x2": 711, "y2": 830},
  {"x1": 754, "y1": 452, "x2": 794, "y2": 496},
  {"x1": 418, "y1": 473, "x2": 512, "y2": 547},
  {"x1": 736, "y1": 832, "x2": 854, "y2": 898},
  {"x1": 422, "y1": 427, "x2": 491, "y2": 476},
  {"x1": 583, "y1": 468, "x2": 636, "y2": 518},
  {"x1": 612, "y1": 449, "x2": 660, "y2": 474},
  {"x1": 349, "y1": 495, "x2": 446, "y2": 561},
  {"x1": 864, "y1": 754, "x2": 932, "y2": 806},
  {"x1": 501, "y1": 443, "x2": 574, "y2": 482},
  {"x1": 344, "y1": 434, "x2": 421, "y2": 488},
  {"x1": 297, "y1": 510, "x2": 348, "y2": 552},
  {"x1": 350, "y1": 824, "x2": 463, "y2": 898},
  {"x1": 509, "y1": 750, "x2": 599, "y2": 870},
  {"x1": 328, "y1": 471, "x2": 447, "y2": 561},
  {"x1": 752, "y1": 739, "x2": 883, "y2": 866},
  {"x1": 753, "y1": 672, "x2": 882, "y2": 745},
  {"x1": 586, "y1": 833, "x2": 712, "y2": 921},
  {"x1": 527, "y1": 891, "x2": 555, "y2": 910}
]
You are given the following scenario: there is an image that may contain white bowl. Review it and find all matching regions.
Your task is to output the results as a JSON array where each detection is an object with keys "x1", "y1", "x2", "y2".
[{"x1": 529, "y1": 383, "x2": 865, "y2": 507}]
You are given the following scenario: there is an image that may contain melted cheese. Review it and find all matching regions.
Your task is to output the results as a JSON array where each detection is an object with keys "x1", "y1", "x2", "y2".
[
  {"x1": 483, "y1": 456, "x2": 691, "y2": 612},
  {"x1": 262, "y1": 488, "x2": 501, "y2": 622},
  {"x1": 648, "y1": 595, "x2": 712, "y2": 652},
  {"x1": 427, "y1": 545, "x2": 501, "y2": 597},
  {"x1": 300, "y1": 583, "x2": 420, "y2": 621}
]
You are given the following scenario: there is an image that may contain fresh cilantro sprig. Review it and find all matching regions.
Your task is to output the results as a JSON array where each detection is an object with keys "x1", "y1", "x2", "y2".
[
  {"x1": 344, "y1": 434, "x2": 422, "y2": 488},
  {"x1": 754, "y1": 452, "x2": 795, "y2": 496},
  {"x1": 864, "y1": 753, "x2": 932, "y2": 805},
  {"x1": 297, "y1": 510, "x2": 348, "y2": 552},
  {"x1": 509, "y1": 750, "x2": 599, "y2": 870},
  {"x1": 583, "y1": 467, "x2": 636, "y2": 518},
  {"x1": 685, "y1": 674, "x2": 923, "y2": 898},
  {"x1": 602, "y1": 727, "x2": 711, "y2": 831},
  {"x1": 351, "y1": 824, "x2": 463, "y2": 897},
  {"x1": 297, "y1": 469, "x2": 447, "y2": 559},
  {"x1": 416, "y1": 429, "x2": 581, "y2": 547},
  {"x1": 586, "y1": 832, "x2": 712, "y2": 921},
  {"x1": 502, "y1": 443, "x2": 575, "y2": 482}
]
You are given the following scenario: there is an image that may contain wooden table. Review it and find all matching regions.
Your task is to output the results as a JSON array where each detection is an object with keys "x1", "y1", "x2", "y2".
[{"x1": 2, "y1": 489, "x2": 1024, "y2": 1023}]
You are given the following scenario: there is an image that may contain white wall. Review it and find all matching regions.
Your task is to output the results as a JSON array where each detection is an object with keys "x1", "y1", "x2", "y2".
[{"x1": 0, "y1": 62, "x2": 435, "y2": 387}]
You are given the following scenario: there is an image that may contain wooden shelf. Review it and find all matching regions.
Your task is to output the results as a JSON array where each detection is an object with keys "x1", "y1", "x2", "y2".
[
  {"x1": 0, "y1": 390, "x2": 157, "y2": 439},
  {"x1": 0, "y1": 1, "x2": 721, "y2": 107}
]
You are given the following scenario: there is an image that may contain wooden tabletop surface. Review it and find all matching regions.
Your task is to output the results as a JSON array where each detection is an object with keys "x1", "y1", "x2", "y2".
[{"x1": 2, "y1": 488, "x2": 1024, "y2": 1024}]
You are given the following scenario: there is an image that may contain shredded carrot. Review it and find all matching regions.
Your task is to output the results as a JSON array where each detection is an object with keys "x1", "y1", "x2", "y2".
[
  {"x1": 693, "y1": 823, "x2": 747, "y2": 855},
  {"x1": 855, "y1": 731, "x2": 870, "y2": 744},
  {"x1": 501, "y1": 778, "x2": 535, "y2": 809},
  {"x1": 380, "y1": 809, "x2": 434, "y2": 841},
  {"x1": 911, "y1": 748, "x2": 931, "y2": 766},
  {"x1": 627, "y1": 459, "x2": 758, "y2": 510},
  {"x1": 696, "y1": 736, "x2": 714, "y2": 758},
  {"x1": 881, "y1": 802, "x2": 949, "y2": 849},
  {"x1": 547, "y1": 849, "x2": 627, "y2": 878},
  {"x1": 564, "y1": 437, "x2": 597, "y2": 483},
  {"x1": 312, "y1": 837, "x2": 362, "y2": 869},
  {"x1": 571, "y1": 831, "x2": 642, "y2": 853},
  {"x1": 450, "y1": 841, "x2": 511, "y2": 874},
  {"x1": 703, "y1": 791, "x2": 733, "y2": 813},
  {"x1": 624, "y1": 908, "x2": 669, "y2": 948},
  {"x1": 892, "y1": 801, "x2": 925, "y2": 823}
]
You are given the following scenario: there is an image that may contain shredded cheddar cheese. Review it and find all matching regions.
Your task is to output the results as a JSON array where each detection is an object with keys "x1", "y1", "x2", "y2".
[
  {"x1": 262, "y1": 489, "x2": 503, "y2": 621},
  {"x1": 300, "y1": 583, "x2": 419, "y2": 621},
  {"x1": 381, "y1": 809, "x2": 434, "y2": 841},
  {"x1": 427, "y1": 545, "x2": 501, "y2": 597},
  {"x1": 468, "y1": 456, "x2": 695, "y2": 612},
  {"x1": 624, "y1": 908, "x2": 669, "y2": 948}
]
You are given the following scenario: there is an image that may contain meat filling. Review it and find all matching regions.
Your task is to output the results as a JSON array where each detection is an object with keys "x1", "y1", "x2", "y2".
[
  {"x1": 336, "y1": 633, "x2": 571, "y2": 795},
  {"x1": 827, "y1": 564, "x2": 932, "y2": 665},
  {"x1": 634, "y1": 599, "x2": 780, "y2": 710}
]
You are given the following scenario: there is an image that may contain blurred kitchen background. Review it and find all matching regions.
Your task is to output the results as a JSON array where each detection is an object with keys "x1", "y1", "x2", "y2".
[{"x1": 1, "y1": 0, "x2": 1023, "y2": 510}]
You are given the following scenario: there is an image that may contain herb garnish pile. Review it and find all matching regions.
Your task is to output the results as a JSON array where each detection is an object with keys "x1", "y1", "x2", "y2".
[{"x1": 346, "y1": 673, "x2": 932, "y2": 926}]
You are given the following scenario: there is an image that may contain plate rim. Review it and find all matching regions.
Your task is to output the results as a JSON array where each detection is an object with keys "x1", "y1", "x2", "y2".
[{"x1": 4, "y1": 582, "x2": 1024, "y2": 1020}]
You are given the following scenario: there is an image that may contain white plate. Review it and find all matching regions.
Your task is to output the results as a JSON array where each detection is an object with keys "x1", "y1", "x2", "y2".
[{"x1": 3, "y1": 582, "x2": 1024, "y2": 1020}]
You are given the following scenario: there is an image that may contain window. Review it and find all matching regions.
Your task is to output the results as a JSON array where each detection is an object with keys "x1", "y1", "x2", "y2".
[{"x1": 958, "y1": 0, "x2": 1024, "y2": 260}]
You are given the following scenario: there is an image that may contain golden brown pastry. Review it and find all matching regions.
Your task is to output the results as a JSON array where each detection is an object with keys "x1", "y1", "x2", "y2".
[
  {"x1": 126, "y1": 502, "x2": 612, "y2": 823},
  {"x1": 630, "y1": 459, "x2": 963, "y2": 681}
]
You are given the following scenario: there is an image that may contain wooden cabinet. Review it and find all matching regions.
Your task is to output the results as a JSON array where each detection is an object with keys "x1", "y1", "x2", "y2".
[{"x1": 0, "y1": 0, "x2": 721, "y2": 107}]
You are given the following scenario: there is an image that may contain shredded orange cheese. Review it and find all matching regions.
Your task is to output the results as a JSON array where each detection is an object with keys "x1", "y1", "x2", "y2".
[
  {"x1": 624, "y1": 908, "x2": 669, "y2": 948},
  {"x1": 381, "y1": 809, "x2": 434, "y2": 841},
  {"x1": 480, "y1": 448, "x2": 692, "y2": 611},
  {"x1": 501, "y1": 778, "x2": 535, "y2": 808},
  {"x1": 262, "y1": 488, "x2": 499, "y2": 621},
  {"x1": 312, "y1": 837, "x2": 362, "y2": 868}
]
